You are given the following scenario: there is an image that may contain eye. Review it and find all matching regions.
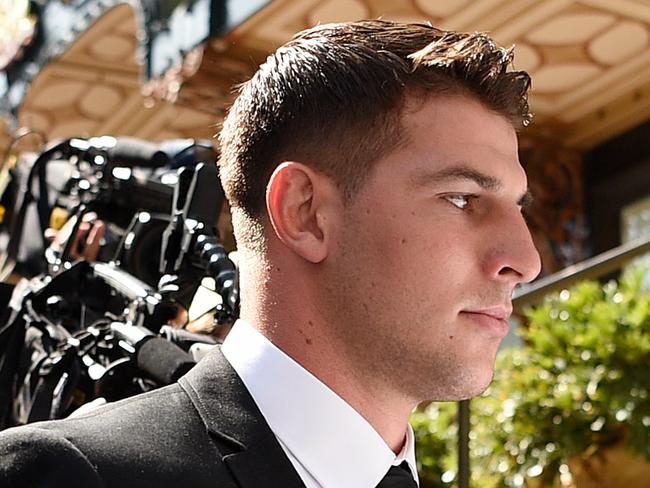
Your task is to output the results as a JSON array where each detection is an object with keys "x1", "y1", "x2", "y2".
[{"x1": 443, "y1": 194, "x2": 475, "y2": 210}]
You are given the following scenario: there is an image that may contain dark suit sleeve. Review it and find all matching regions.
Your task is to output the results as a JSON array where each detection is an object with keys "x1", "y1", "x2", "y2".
[{"x1": 0, "y1": 425, "x2": 103, "y2": 488}]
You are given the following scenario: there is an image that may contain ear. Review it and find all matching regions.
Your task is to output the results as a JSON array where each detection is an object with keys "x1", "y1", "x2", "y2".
[{"x1": 266, "y1": 162, "x2": 339, "y2": 263}]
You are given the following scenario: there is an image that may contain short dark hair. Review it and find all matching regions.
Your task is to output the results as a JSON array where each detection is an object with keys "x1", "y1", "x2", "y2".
[{"x1": 218, "y1": 19, "x2": 531, "y2": 249}]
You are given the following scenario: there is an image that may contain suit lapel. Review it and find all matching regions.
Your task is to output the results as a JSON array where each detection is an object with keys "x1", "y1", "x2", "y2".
[{"x1": 178, "y1": 347, "x2": 306, "y2": 488}]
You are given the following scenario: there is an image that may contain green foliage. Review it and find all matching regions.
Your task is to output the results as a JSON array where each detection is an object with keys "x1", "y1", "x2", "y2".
[
  {"x1": 411, "y1": 403, "x2": 456, "y2": 487},
  {"x1": 412, "y1": 266, "x2": 650, "y2": 487}
]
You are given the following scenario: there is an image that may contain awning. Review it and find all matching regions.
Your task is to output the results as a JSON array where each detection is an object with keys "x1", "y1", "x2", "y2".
[{"x1": 0, "y1": 0, "x2": 272, "y2": 119}]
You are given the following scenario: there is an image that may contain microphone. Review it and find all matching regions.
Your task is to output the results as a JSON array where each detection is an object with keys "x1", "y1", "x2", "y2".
[
  {"x1": 67, "y1": 136, "x2": 170, "y2": 168},
  {"x1": 159, "y1": 325, "x2": 218, "y2": 351},
  {"x1": 109, "y1": 137, "x2": 170, "y2": 168},
  {"x1": 110, "y1": 322, "x2": 196, "y2": 385},
  {"x1": 137, "y1": 338, "x2": 196, "y2": 385}
]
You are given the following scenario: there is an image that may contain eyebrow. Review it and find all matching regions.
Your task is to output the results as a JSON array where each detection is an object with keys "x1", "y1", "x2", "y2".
[
  {"x1": 410, "y1": 163, "x2": 534, "y2": 210},
  {"x1": 411, "y1": 164, "x2": 502, "y2": 190}
]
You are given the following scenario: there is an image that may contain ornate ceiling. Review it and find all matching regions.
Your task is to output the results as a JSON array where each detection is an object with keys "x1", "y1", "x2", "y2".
[
  {"x1": 14, "y1": 4, "x2": 216, "y2": 146},
  {"x1": 6, "y1": 0, "x2": 650, "y2": 152},
  {"x1": 225, "y1": 0, "x2": 650, "y2": 148}
]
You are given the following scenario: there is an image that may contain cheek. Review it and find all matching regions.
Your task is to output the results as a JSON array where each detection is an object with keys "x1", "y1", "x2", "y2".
[
  {"x1": 376, "y1": 225, "x2": 463, "y2": 293},
  {"x1": 340, "y1": 203, "x2": 479, "y2": 292},
  {"x1": 399, "y1": 224, "x2": 484, "y2": 307},
  {"x1": 398, "y1": 215, "x2": 476, "y2": 267}
]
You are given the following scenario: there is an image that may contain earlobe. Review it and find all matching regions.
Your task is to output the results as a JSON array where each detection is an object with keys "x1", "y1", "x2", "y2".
[{"x1": 266, "y1": 162, "x2": 332, "y2": 263}]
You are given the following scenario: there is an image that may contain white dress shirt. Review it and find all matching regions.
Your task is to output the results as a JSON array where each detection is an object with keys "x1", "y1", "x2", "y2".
[{"x1": 221, "y1": 319, "x2": 419, "y2": 488}]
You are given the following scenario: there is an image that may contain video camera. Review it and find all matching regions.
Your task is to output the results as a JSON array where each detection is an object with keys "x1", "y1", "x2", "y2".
[{"x1": 0, "y1": 135, "x2": 239, "y2": 429}]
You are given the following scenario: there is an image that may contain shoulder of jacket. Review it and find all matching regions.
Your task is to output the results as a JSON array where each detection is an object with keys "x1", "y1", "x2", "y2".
[{"x1": 0, "y1": 425, "x2": 102, "y2": 488}]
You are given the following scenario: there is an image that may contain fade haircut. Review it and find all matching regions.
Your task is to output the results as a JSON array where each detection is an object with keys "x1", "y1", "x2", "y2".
[{"x1": 218, "y1": 19, "x2": 532, "y2": 250}]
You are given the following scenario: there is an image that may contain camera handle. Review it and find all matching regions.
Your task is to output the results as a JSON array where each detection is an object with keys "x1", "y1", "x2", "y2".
[{"x1": 158, "y1": 162, "x2": 238, "y2": 324}]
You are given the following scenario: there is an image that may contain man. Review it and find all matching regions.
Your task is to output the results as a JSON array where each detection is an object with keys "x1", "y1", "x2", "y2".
[{"x1": 0, "y1": 19, "x2": 540, "y2": 487}]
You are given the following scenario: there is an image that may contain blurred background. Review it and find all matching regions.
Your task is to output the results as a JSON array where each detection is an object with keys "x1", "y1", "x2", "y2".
[{"x1": 1, "y1": 1, "x2": 649, "y2": 487}]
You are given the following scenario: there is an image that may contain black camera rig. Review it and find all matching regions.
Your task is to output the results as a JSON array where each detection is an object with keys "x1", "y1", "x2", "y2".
[{"x1": 0, "y1": 136, "x2": 239, "y2": 429}]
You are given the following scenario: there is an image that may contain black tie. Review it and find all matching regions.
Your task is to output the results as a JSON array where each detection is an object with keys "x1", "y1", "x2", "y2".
[{"x1": 376, "y1": 461, "x2": 418, "y2": 488}]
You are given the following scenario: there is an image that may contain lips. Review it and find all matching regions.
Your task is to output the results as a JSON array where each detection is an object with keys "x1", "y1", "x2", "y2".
[
  {"x1": 459, "y1": 306, "x2": 511, "y2": 337},
  {"x1": 472, "y1": 306, "x2": 511, "y2": 321}
]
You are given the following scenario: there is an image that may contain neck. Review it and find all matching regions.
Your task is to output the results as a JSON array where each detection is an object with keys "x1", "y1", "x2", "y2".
[{"x1": 238, "y1": 257, "x2": 415, "y2": 454}]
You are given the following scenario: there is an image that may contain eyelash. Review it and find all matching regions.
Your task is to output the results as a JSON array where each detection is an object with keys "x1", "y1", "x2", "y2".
[{"x1": 443, "y1": 194, "x2": 477, "y2": 211}]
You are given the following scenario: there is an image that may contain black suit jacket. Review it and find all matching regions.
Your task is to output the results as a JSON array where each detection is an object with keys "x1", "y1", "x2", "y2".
[{"x1": 0, "y1": 347, "x2": 306, "y2": 488}]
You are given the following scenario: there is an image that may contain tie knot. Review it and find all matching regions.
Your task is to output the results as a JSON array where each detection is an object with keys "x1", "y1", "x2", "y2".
[{"x1": 376, "y1": 461, "x2": 417, "y2": 488}]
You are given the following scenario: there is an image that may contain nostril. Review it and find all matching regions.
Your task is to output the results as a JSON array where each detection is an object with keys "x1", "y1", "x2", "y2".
[{"x1": 497, "y1": 265, "x2": 524, "y2": 280}]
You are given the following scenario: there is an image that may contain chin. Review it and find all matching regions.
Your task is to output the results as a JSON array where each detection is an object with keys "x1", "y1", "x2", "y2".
[
  {"x1": 414, "y1": 349, "x2": 499, "y2": 401},
  {"x1": 465, "y1": 369, "x2": 496, "y2": 398},
  {"x1": 437, "y1": 366, "x2": 496, "y2": 401}
]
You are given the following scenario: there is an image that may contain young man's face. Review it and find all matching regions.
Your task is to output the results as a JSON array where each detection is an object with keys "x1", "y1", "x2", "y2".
[{"x1": 324, "y1": 95, "x2": 541, "y2": 402}]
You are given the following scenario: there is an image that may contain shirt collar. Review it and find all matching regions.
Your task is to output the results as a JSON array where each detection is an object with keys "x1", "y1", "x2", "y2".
[{"x1": 221, "y1": 320, "x2": 418, "y2": 488}]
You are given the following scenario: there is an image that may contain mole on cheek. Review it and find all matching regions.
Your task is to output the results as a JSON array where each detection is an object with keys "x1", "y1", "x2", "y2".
[
  {"x1": 449, "y1": 335, "x2": 454, "y2": 340},
  {"x1": 306, "y1": 338, "x2": 313, "y2": 345}
]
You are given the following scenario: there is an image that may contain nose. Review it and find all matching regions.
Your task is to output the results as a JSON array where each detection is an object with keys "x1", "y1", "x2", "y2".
[{"x1": 484, "y1": 211, "x2": 541, "y2": 285}]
